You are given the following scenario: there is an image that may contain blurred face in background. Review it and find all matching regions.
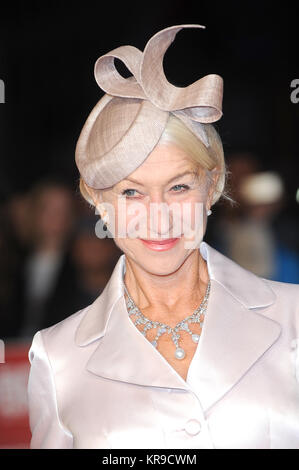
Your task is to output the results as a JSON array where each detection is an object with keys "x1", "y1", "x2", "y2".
[
  {"x1": 6, "y1": 193, "x2": 32, "y2": 246},
  {"x1": 31, "y1": 186, "x2": 74, "y2": 247}
]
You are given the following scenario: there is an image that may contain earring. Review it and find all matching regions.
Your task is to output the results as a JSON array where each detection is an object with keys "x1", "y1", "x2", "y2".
[
  {"x1": 207, "y1": 209, "x2": 212, "y2": 216},
  {"x1": 102, "y1": 219, "x2": 108, "y2": 232},
  {"x1": 98, "y1": 203, "x2": 109, "y2": 231}
]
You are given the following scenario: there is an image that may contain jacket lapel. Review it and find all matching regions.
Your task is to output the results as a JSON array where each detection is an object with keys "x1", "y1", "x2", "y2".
[
  {"x1": 85, "y1": 294, "x2": 191, "y2": 389},
  {"x1": 75, "y1": 254, "x2": 189, "y2": 390},
  {"x1": 75, "y1": 242, "x2": 282, "y2": 411},
  {"x1": 186, "y1": 278, "x2": 281, "y2": 412}
]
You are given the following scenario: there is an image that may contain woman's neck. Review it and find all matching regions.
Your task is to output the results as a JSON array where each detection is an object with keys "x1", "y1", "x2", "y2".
[{"x1": 123, "y1": 250, "x2": 209, "y2": 320}]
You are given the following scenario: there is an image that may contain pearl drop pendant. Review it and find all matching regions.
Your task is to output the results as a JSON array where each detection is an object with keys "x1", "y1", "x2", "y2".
[
  {"x1": 174, "y1": 347, "x2": 185, "y2": 360},
  {"x1": 192, "y1": 334, "x2": 200, "y2": 343}
]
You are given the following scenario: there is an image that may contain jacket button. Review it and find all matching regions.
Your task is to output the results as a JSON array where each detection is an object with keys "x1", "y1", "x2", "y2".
[{"x1": 185, "y1": 419, "x2": 201, "y2": 436}]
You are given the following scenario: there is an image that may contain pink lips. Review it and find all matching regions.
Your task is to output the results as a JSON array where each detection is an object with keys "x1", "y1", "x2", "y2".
[{"x1": 140, "y1": 238, "x2": 180, "y2": 251}]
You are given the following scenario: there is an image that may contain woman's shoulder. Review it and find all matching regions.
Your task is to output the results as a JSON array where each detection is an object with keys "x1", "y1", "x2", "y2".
[
  {"x1": 262, "y1": 278, "x2": 299, "y2": 325},
  {"x1": 263, "y1": 277, "x2": 299, "y2": 298},
  {"x1": 29, "y1": 303, "x2": 93, "y2": 363}
]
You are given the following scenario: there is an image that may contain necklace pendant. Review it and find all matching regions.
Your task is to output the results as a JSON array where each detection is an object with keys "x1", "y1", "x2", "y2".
[
  {"x1": 191, "y1": 333, "x2": 200, "y2": 343},
  {"x1": 174, "y1": 347, "x2": 185, "y2": 360}
]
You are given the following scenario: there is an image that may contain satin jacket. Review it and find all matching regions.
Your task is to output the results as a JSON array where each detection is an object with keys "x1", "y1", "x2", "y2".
[{"x1": 27, "y1": 242, "x2": 299, "y2": 449}]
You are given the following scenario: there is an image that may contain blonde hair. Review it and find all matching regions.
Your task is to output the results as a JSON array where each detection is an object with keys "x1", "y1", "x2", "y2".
[
  {"x1": 79, "y1": 176, "x2": 97, "y2": 208},
  {"x1": 79, "y1": 113, "x2": 228, "y2": 207},
  {"x1": 158, "y1": 114, "x2": 227, "y2": 205}
]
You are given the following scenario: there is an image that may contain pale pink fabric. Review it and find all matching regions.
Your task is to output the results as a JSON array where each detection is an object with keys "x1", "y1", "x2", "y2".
[{"x1": 27, "y1": 242, "x2": 299, "y2": 449}]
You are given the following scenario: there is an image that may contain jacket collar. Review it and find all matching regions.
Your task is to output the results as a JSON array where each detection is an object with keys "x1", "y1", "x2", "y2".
[
  {"x1": 75, "y1": 242, "x2": 281, "y2": 412},
  {"x1": 75, "y1": 241, "x2": 276, "y2": 346},
  {"x1": 199, "y1": 242, "x2": 276, "y2": 308}
]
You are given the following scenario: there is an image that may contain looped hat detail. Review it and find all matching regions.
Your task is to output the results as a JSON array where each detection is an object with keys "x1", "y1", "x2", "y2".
[{"x1": 75, "y1": 24, "x2": 223, "y2": 190}]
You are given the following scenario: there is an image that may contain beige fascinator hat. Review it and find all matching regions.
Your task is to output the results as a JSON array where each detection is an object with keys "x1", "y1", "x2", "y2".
[{"x1": 75, "y1": 24, "x2": 223, "y2": 190}]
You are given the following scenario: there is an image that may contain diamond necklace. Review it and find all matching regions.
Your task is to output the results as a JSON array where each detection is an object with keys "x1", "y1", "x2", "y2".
[{"x1": 123, "y1": 280, "x2": 211, "y2": 360}]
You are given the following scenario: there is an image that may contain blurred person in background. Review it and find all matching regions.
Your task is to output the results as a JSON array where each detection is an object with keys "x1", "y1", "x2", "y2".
[
  {"x1": 207, "y1": 152, "x2": 299, "y2": 283},
  {"x1": 230, "y1": 171, "x2": 299, "y2": 282},
  {"x1": 0, "y1": 177, "x2": 121, "y2": 340},
  {"x1": 4, "y1": 192, "x2": 33, "y2": 256},
  {"x1": 206, "y1": 151, "x2": 260, "y2": 253},
  {"x1": 69, "y1": 217, "x2": 122, "y2": 307},
  {"x1": 15, "y1": 177, "x2": 77, "y2": 339},
  {"x1": 0, "y1": 192, "x2": 32, "y2": 338}
]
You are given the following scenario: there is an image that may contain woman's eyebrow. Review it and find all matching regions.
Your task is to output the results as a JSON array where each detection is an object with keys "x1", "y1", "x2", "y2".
[{"x1": 123, "y1": 171, "x2": 197, "y2": 186}]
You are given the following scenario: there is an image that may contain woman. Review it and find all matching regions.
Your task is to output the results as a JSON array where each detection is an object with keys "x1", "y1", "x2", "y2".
[{"x1": 27, "y1": 24, "x2": 299, "y2": 449}]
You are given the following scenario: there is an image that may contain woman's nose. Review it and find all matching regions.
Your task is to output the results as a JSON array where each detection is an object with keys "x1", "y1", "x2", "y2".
[
  {"x1": 147, "y1": 190, "x2": 167, "y2": 205},
  {"x1": 146, "y1": 198, "x2": 174, "y2": 237}
]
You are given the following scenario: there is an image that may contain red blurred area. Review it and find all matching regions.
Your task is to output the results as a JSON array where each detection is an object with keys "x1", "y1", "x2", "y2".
[{"x1": 0, "y1": 341, "x2": 31, "y2": 448}]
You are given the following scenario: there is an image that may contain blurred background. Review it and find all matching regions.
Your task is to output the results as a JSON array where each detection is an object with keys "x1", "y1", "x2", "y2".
[{"x1": 0, "y1": 0, "x2": 298, "y2": 447}]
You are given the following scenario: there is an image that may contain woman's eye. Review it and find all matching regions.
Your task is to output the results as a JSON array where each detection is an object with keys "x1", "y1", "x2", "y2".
[
  {"x1": 121, "y1": 184, "x2": 190, "y2": 198},
  {"x1": 121, "y1": 189, "x2": 139, "y2": 198},
  {"x1": 171, "y1": 184, "x2": 190, "y2": 193}
]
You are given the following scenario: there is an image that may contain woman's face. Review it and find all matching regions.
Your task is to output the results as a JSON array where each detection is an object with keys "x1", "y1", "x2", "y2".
[{"x1": 95, "y1": 143, "x2": 213, "y2": 276}]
